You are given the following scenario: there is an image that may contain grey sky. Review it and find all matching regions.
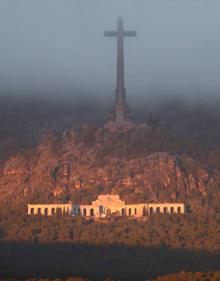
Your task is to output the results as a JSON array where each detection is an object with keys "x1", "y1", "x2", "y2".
[{"x1": 0, "y1": 0, "x2": 220, "y2": 102}]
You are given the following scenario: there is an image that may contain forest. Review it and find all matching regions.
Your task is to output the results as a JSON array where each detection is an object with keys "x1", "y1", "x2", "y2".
[{"x1": 0, "y1": 207, "x2": 220, "y2": 281}]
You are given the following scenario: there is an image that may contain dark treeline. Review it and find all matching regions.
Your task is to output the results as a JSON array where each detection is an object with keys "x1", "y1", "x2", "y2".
[
  {"x1": 0, "y1": 241, "x2": 220, "y2": 281},
  {"x1": 1, "y1": 272, "x2": 220, "y2": 281},
  {"x1": 0, "y1": 209, "x2": 220, "y2": 281},
  {"x1": 149, "y1": 271, "x2": 220, "y2": 281},
  {"x1": 1, "y1": 211, "x2": 220, "y2": 252}
]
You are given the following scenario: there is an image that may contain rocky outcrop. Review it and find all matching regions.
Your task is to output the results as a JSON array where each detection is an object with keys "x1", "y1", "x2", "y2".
[{"x1": 0, "y1": 126, "x2": 215, "y2": 207}]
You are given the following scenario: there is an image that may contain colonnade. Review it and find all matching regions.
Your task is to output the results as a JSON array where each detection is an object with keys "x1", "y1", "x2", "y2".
[
  {"x1": 147, "y1": 203, "x2": 184, "y2": 214},
  {"x1": 27, "y1": 203, "x2": 72, "y2": 216},
  {"x1": 27, "y1": 203, "x2": 185, "y2": 217}
]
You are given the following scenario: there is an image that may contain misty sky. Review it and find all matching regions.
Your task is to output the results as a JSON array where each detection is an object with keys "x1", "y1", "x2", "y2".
[{"x1": 0, "y1": 0, "x2": 220, "y2": 103}]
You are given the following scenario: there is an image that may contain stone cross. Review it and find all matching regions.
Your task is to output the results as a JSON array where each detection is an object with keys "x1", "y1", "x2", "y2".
[{"x1": 105, "y1": 17, "x2": 136, "y2": 123}]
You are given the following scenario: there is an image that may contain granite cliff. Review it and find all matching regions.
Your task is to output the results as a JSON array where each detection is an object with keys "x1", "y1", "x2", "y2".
[{"x1": 0, "y1": 124, "x2": 219, "y2": 213}]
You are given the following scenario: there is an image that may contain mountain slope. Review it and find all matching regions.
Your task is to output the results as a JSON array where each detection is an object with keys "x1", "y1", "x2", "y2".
[{"x1": 0, "y1": 124, "x2": 219, "y2": 214}]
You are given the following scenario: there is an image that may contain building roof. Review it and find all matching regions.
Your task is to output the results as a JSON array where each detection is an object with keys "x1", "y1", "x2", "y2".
[{"x1": 92, "y1": 194, "x2": 125, "y2": 206}]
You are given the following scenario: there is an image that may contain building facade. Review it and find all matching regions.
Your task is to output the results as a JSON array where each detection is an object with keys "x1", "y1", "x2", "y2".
[{"x1": 27, "y1": 194, "x2": 185, "y2": 217}]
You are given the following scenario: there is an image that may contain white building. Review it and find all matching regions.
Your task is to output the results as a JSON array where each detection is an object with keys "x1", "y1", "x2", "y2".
[{"x1": 27, "y1": 194, "x2": 185, "y2": 217}]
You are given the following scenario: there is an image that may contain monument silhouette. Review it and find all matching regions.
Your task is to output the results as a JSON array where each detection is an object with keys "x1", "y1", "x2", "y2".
[{"x1": 105, "y1": 17, "x2": 136, "y2": 125}]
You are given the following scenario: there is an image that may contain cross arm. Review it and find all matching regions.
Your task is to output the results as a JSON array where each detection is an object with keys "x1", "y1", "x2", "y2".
[
  {"x1": 104, "y1": 31, "x2": 118, "y2": 37},
  {"x1": 123, "y1": 31, "x2": 137, "y2": 37}
]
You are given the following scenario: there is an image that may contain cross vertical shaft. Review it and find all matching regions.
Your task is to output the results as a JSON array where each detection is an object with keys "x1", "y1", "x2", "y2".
[
  {"x1": 105, "y1": 17, "x2": 136, "y2": 123},
  {"x1": 116, "y1": 17, "x2": 125, "y2": 105}
]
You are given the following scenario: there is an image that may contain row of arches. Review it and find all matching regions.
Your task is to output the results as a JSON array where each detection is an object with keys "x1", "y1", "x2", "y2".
[
  {"x1": 146, "y1": 206, "x2": 183, "y2": 215},
  {"x1": 121, "y1": 208, "x2": 137, "y2": 216},
  {"x1": 120, "y1": 206, "x2": 183, "y2": 216},
  {"x1": 73, "y1": 208, "x2": 95, "y2": 217},
  {"x1": 29, "y1": 206, "x2": 71, "y2": 216},
  {"x1": 28, "y1": 204, "x2": 184, "y2": 217},
  {"x1": 72, "y1": 207, "x2": 138, "y2": 217}
]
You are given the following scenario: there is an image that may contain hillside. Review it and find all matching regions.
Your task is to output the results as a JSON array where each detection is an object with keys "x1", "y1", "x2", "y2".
[
  {"x1": 0, "y1": 124, "x2": 220, "y2": 280},
  {"x1": 0, "y1": 124, "x2": 220, "y2": 212}
]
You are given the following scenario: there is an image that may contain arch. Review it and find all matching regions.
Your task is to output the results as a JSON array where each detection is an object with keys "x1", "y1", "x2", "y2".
[
  {"x1": 106, "y1": 208, "x2": 111, "y2": 216},
  {"x1": 142, "y1": 206, "x2": 147, "y2": 216},
  {"x1": 163, "y1": 207, "x2": 168, "y2": 214},
  {"x1": 51, "y1": 208, "x2": 55, "y2": 215},
  {"x1": 99, "y1": 205, "x2": 104, "y2": 214},
  {"x1": 37, "y1": 208, "x2": 41, "y2": 215},
  {"x1": 134, "y1": 208, "x2": 137, "y2": 216},
  {"x1": 128, "y1": 208, "x2": 132, "y2": 216},
  {"x1": 170, "y1": 207, "x2": 174, "y2": 214},
  {"x1": 31, "y1": 208, "x2": 34, "y2": 215},
  {"x1": 57, "y1": 208, "x2": 62, "y2": 215},
  {"x1": 121, "y1": 208, "x2": 125, "y2": 216},
  {"x1": 44, "y1": 208, "x2": 48, "y2": 216},
  {"x1": 83, "y1": 208, "x2": 87, "y2": 216},
  {"x1": 149, "y1": 207, "x2": 154, "y2": 214},
  {"x1": 156, "y1": 207, "x2": 160, "y2": 214},
  {"x1": 73, "y1": 208, "x2": 77, "y2": 216},
  {"x1": 177, "y1": 207, "x2": 181, "y2": 214},
  {"x1": 90, "y1": 208, "x2": 94, "y2": 216}
]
